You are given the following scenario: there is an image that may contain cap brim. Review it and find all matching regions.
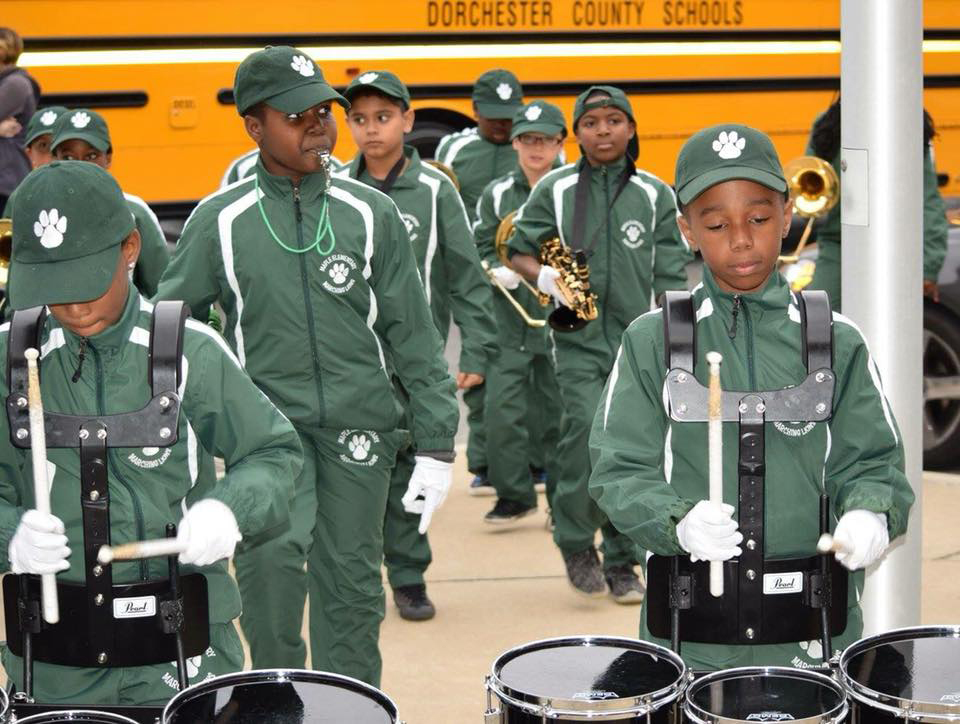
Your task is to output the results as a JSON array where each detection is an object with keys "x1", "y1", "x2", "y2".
[
  {"x1": 8, "y1": 243, "x2": 121, "y2": 310},
  {"x1": 25, "y1": 129, "x2": 52, "y2": 146},
  {"x1": 475, "y1": 102, "x2": 522, "y2": 119},
  {"x1": 678, "y1": 166, "x2": 787, "y2": 205},
  {"x1": 51, "y1": 130, "x2": 111, "y2": 153},
  {"x1": 266, "y1": 83, "x2": 350, "y2": 113},
  {"x1": 510, "y1": 122, "x2": 566, "y2": 140}
]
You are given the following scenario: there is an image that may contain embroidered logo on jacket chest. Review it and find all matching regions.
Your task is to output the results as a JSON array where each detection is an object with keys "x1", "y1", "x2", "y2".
[
  {"x1": 620, "y1": 219, "x2": 646, "y2": 249},
  {"x1": 128, "y1": 446, "x2": 172, "y2": 469},
  {"x1": 320, "y1": 253, "x2": 359, "y2": 294},
  {"x1": 401, "y1": 213, "x2": 420, "y2": 242}
]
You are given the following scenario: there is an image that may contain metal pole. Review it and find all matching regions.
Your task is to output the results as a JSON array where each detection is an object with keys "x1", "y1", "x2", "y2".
[{"x1": 841, "y1": 0, "x2": 923, "y2": 633}]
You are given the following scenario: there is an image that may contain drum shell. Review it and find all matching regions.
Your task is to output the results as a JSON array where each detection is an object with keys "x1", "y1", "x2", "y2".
[
  {"x1": 17, "y1": 712, "x2": 138, "y2": 724},
  {"x1": 486, "y1": 636, "x2": 687, "y2": 722}
]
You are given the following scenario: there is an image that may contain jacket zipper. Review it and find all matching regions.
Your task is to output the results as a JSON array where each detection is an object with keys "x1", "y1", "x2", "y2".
[
  {"x1": 293, "y1": 184, "x2": 326, "y2": 424},
  {"x1": 90, "y1": 343, "x2": 149, "y2": 580},
  {"x1": 728, "y1": 295, "x2": 741, "y2": 339},
  {"x1": 742, "y1": 300, "x2": 757, "y2": 389},
  {"x1": 71, "y1": 338, "x2": 87, "y2": 383},
  {"x1": 601, "y1": 167, "x2": 614, "y2": 354}
]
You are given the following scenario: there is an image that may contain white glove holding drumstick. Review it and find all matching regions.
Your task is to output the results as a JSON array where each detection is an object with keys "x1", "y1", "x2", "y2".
[{"x1": 817, "y1": 510, "x2": 889, "y2": 570}]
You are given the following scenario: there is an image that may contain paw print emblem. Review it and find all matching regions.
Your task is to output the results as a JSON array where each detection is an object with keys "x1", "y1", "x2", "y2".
[
  {"x1": 40, "y1": 110, "x2": 58, "y2": 126},
  {"x1": 142, "y1": 447, "x2": 160, "y2": 456},
  {"x1": 358, "y1": 72, "x2": 379, "y2": 84},
  {"x1": 70, "y1": 111, "x2": 91, "y2": 129},
  {"x1": 799, "y1": 639, "x2": 823, "y2": 660},
  {"x1": 34, "y1": 208, "x2": 68, "y2": 249},
  {"x1": 349, "y1": 434, "x2": 371, "y2": 461},
  {"x1": 171, "y1": 654, "x2": 202, "y2": 679},
  {"x1": 626, "y1": 225, "x2": 642, "y2": 243},
  {"x1": 328, "y1": 262, "x2": 349, "y2": 285},
  {"x1": 496, "y1": 82, "x2": 513, "y2": 100},
  {"x1": 712, "y1": 130, "x2": 746, "y2": 160},
  {"x1": 290, "y1": 55, "x2": 315, "y2": 77},
  {"x1": 524, "y1": 105, "x2": 542, "y2": 121}
]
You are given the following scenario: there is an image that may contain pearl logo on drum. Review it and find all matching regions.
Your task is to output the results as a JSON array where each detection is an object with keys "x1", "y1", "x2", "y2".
[
  {"x1": 113, "y1": 595, "x2": 157, "y2": 619},
  {"x1": 746, "y1": 713, "x2": 795, "y2": 721},
  {"x1": 572, "y1": 690, "x2": 618, "y2": 700},
  {"x1": 942, "y1": 692, "x2": 960, "y2": 703},
  {"x1": 763, "y1": 571, "x2": 803, "y2": 595}
]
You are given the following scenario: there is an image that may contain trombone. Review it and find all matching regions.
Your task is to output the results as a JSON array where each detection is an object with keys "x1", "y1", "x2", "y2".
[
  {"x1": 778, "y1": 156, "x2": 839, "y2": 265},
  {"x1": 485, "y1": 211, "x2": 548, "y2": 328}
]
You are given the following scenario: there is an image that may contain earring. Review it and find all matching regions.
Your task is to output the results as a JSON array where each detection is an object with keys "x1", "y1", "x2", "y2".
[{"x1": 128, "y1": 262, "x2": 135, "y2": 270}]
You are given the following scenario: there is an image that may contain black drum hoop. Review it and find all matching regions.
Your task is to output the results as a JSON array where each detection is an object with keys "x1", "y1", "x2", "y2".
[
  {"x1": 17, "y1": 712, "x2": 139, "y2": 724},
  {"x1": 838, "y1": 624, "x2": 960, "y2": 721},
  {"x1": 487, "y1": 635, "x2": 687, "y2": 718},
  {"x1": 160, "y1": 668, "x2": 399, "y2": 723},
  {"x1": 684, "y1": 666, "x2": 848, "y2": 724}
]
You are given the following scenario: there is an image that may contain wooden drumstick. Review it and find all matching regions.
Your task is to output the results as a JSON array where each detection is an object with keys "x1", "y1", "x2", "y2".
[
  {"x1": 25, "y1": 348, "x2": 59, "y2": 625},
  {"x1": 816, "y1": 533, "x2": 851, "y2": 555},
  {"x1": 706, "y1": 351, "x2": 724, "y2": 598},
  {"x1": 98, "y1": 538, "x2": 188, "y2": 565}
]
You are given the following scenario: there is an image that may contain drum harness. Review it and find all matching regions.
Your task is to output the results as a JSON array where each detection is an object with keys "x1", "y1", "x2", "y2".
[
  {"x1": 3, "y1": 302, "x2": 209, "y2": 713},
  {"x1": 646, "y1": 289, "x2": 848, "y2": 664}
]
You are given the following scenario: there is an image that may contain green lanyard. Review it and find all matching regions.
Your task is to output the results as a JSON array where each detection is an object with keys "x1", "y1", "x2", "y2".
[{"x1": 255, "y1": 175, "x2": 336, "y2": 256}]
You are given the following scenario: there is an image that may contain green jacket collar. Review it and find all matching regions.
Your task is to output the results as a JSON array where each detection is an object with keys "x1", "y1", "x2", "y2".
[
  {"x1": 254, "y1": 156, "x2": 330, "y2": 202},
  {"x1": 700, "y1": 266, "x2": 792, "y2": 317},
  {"x1": 509, "y1": 165, "x2": 532, "y2": 192},
  {"x1": 56, "y1": 284, "x2": 143, "y2": 352},
  {"x1": 579, "y1": 154, "x2": 631, "y2": 177},
  {"x1": 348, "y1": 145, "x2": 423, "y2": 191}
]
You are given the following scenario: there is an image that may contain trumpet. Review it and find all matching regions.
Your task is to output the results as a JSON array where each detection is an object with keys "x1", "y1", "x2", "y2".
[
  {"x1": 778, "y1": 156, "x2": 839, "y2": 264},
  {"x1": 495, "y1": 211, "x2": 550, "y2": 306}
]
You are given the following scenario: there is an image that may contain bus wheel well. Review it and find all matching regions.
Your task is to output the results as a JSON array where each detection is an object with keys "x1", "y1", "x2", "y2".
[{"x1": 407, "y1": 108, "x2": 475, "y2": 159}]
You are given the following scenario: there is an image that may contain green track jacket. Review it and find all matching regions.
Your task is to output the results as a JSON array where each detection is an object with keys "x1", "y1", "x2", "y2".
[
  {"x1": 124, "y1": 192, "x2": 171, "y2": 298},
  {"x1": 435, "y1": 128, "x2": 518, "y2": 214},
  {"x1": 341, "y1": 146, "x2": 497, "y2": 375},
  {"x1": 155, "y1": 158, "x2": 458, "y2": 452},
  {"x1": 805, "y1": 128, "x2": 949, "y2": 282},
  {"x1": 474, "y1": 167, "x2": 551, "y2": 354},
  {"x1": 507, "y1": 157, "x2": 692, "y2": 375},
  {"x1": 0, "y1": 287, "x2": 302, "y2": 624}
]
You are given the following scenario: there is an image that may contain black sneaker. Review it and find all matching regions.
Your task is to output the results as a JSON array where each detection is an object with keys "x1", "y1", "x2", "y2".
[
  {"x1": 468, "y1": 469, "x2": 495, "y2": 497},
  {"x1": 605, "y1": 564, "x2": 645, "y2": 605},
  {"x1": 562, "y1": 548, "x2": 607, "y2": 597},
  {"x1": 529, "y1": 465, "x2": 547, "y2": 493},
  {"x1": 484, "y1": 498, "x2": 536, "y2": 525},
  {"x1": 392, "y1": 584, "x2": 436, "y2": 621}
]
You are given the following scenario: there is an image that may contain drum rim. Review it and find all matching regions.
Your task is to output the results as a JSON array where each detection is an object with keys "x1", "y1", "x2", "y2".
[
  {"x1": 838, "y1": 624, "x2": 960, "y2": 719},
  {"x1": 683, "y1": 665, "x2": 848, "y2": 724},
  {"x1": 159, "y1": 667, "x2": 399, "y2": 723},
  {"x1": 16, "y1": 710, "x2": 139, "y2": 724},
  {"x1": 487, "y1": 634, "x2": 688, "y2": 715}
]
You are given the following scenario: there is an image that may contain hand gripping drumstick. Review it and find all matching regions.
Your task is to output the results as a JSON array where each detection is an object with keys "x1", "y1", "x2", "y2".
[
  {"x1": 97, "y1": 538, "x2": 188, "y2": 565},
  {"x1": 706, "y1": 351, "x2": 724, "y2": 598},
  {"x1": 25, "y1": 348, "x2": 59, "y2": 624},
  {"x1": 816, "y1": 533, "x2": 851, "y2": 555}
]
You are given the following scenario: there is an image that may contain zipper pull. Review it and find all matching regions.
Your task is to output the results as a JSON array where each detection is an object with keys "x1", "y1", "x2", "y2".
[
  {"x1": 728, "y1": 295, "x2": 742, "y2": 339},
  {"x1": 293, "y1": 185, "x2": 302, "y2": 222},
  {"x1": 71, "y1": 337, "x2": 87, "y2": 383}
]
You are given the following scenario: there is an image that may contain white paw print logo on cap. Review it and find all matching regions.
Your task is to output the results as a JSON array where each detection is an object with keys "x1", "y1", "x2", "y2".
[
  {"x1": 524, "y1": 105, "x2": 542, "y2": 121},
  {"x1": 496, "y1": 82, "x2": 513, "y2": 100},
  {"x1": 290, "y1": 55, "x2": 315, "y2": 77},
  {"x1": 712, "y1": 130, "x2": 746, "y2": 160},
  {"x1": 70, "y1": 111, "x2": 91, "y2": 129},
  {"x1": 34, "y1": 209, "x2": 68, "y2": 249},
  {"x1": 40, "y1": 110, "x2": 58, "y2": 126},
  {"x1": 358, "y1": 72, "x2": 379, "y2": 84},
  {"x1": 349, "y1": 434, "x2": 371, "y2": 461}
]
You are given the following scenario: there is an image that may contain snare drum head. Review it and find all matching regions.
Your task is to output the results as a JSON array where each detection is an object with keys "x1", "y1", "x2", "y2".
[
  {"x1": 492, "y1": 636, "x2": 685, "y2": 712},
  {"x1": 17, "y1": 712, "x2": 139, "y2": 724},
  {"x1": 686, "y1": 668, "x2": 846, "y2": 723},
  {"x1": 842, "y1": 627, "x2": 960, "y2": 714},
  {"x1": 162, "y1": 669, "x2": 397, "y2": 724}
]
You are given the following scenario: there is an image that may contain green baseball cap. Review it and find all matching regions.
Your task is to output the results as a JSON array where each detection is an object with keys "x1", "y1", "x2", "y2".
[
  {"x1": 572, "y1": 85, "x2": 635, "y2": 130},
  {"x1": 510, "y1": 100, "x2": 567, "y2": 140},
  {"x1": 343, "y1": 70, "x2": 411, "y2": 109},
  {"x1": 50, "y1": 108, "x2": 111, "y2": 153},
  {"x1": 234, "y1": 45, "x2": 348, "y2": 115},
  {"x1": 675, "y1": 123, "x2": 787, "y2": 205},
  {"x1": 472, "y1": 69, "x2": 523, "y2": 119},
  {"x1": 24, "y1": 106, "x2": 68, "y2": 146},
  {"x1": 8, "y1": 161, "x2": 136, "y2": 310}
]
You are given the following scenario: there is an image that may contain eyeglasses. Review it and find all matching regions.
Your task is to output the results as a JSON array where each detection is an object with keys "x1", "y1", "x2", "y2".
[{"x1": 517, "y1": 134, "x2": 562, "y2": 147}]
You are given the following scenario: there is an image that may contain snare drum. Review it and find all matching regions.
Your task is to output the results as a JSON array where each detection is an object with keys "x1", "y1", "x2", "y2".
[
  {"x1": 485, "y1": 635, "x2": 687, "y2": 722},
  {"x1": 162, "y1": 669, "x2": 399, "y2": 723},
  {"x1": 839, "y1": 625, "x2": 960, "y2": 722},
  {"x1": 684, "y1": 666, "x2": 848, "y2": 723},
  {"x1": 17, "y1": 713, "x2": 138, "y2": 723}
]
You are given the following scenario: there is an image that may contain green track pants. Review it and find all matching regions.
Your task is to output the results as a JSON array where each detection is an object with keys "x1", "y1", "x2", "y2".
[
  {"x1": 382, "y1": 435, "x2": 433, "y2": 589},
  {"x1": 464, "y1": 383, "x2": 487, "y2": 474},
  {"x1": 235, "y1": 426, "x2": 402, "y2": 687},
  {"x1": 551, "y1": 369, "x2": 639, "y2": 569}
]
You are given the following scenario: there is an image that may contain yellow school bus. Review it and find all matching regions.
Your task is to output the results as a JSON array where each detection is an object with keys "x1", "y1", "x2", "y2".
[{"x1": 7, "y1": 0, "x2": 960, "y2": 218}]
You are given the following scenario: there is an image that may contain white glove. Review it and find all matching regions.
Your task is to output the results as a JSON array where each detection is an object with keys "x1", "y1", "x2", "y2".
[
  {"x1": 9, "y1": 509, "x2": 71, "y2": 575},
  {"x1": 536, "y1": 265, "x2": 570, "y2": 308},
  {"x1": 401, "y1": 455, "x2": 452, "y2": 534},
  {"x1": 833, "y1": 510, "x2": 889, "y2": 570},
  {"x1": 676, "y1": 501, "x2": 743, "y2": 563},
  {"x1": 491, "y1": 265, "x2": 521, "y2": 291},
  {"x1": 177, "y1": 499, "x2": 242, "y2": 567}
]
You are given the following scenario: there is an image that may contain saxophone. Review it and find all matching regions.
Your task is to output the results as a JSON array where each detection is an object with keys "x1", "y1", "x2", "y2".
[{"x1": 539, "y1": 238, "x2": 598, "y2": 332}]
